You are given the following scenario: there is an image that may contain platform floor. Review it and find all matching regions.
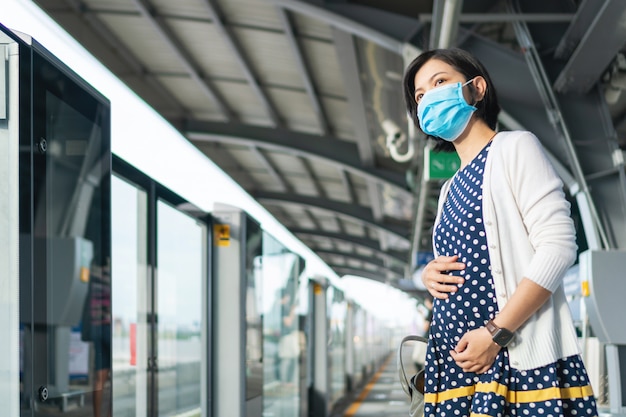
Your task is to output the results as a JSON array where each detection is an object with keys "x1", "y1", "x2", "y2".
[{"x1": 332, "y1": 354, "x2": 413, "y2": 417}]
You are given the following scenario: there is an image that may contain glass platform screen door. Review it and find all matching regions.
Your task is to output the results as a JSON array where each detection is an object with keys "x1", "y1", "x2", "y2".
[{"x1": 15, "y1": 30, "x2": 112, "y2": 417}]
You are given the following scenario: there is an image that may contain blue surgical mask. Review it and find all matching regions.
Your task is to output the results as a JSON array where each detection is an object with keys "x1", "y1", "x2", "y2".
[{"x1": 417, "y1": 79, "x2": 476, "y2": 141}]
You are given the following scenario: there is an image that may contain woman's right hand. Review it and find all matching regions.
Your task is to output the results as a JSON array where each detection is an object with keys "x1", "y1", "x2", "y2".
[{"x1": 422, "y1": 255, "x2": 465, "y2": 299}]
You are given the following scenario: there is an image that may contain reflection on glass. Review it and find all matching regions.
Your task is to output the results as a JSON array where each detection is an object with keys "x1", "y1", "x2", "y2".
[
  {"x1": 245, "y1": 218, "x2": 263, "y2": 401},
  {"x1": 20, "y1": 49, "x2": 110, "y2": 417},
  {"x1": 261, "y1": 234, "x2": 304, "y2": 417},
  {"x1": 157, "y1": 201, "x2": 205, "y2": 416},
  {"x1": 111, "y1": 176, "x2": 148, "y2": 417},
  {"x1": 352, "y1": 306, "x2": 366, "y2": 383},
  {"x1": 328, "y1": 287, "x2": 347, "y2": 404}
]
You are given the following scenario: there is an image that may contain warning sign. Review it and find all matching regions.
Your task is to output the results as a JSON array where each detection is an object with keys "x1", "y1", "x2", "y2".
[{"x1": 214, "y1": 224, "x2": 231, "y2": 247}]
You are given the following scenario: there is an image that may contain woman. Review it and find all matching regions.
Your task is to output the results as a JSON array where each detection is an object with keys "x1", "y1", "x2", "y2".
[{"x1": 403, "y1": 48, "x2": 598, "y2": 416}]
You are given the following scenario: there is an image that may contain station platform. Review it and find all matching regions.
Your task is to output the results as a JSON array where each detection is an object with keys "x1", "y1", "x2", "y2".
[{"x1": 331, "y1": 354, "x2": 412, "y2": 417}]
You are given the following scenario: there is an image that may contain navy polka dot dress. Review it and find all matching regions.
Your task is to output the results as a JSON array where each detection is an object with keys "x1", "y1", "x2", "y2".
[{"x1": 424, "y1": 142, "x2": 598, "y2": 417}]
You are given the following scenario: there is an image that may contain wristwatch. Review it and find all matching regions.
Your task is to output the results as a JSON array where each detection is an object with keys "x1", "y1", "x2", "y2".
[{"x1": 485, "y1": 319, "x2": 514, "y2": 347}]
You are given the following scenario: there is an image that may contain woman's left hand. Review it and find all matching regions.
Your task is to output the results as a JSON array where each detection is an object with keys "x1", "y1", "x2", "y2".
[{"x1": 449, "y1": 327, "x2": 501, "y2": 374}]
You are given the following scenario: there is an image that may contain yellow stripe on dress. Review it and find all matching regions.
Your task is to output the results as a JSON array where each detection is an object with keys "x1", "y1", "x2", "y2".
[{"x1": 424, "y1": 381, "x2": 595, "y2": 404}]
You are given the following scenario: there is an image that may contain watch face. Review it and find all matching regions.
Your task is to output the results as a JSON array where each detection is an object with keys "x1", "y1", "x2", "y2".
[{"x1": 493, "y1": 328, "x2": 514, "y2": 347}]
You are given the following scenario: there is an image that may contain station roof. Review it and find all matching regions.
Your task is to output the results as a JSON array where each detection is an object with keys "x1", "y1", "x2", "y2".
[{"x1": 32, "y1": 0, "x2": 626, "y2": 298}]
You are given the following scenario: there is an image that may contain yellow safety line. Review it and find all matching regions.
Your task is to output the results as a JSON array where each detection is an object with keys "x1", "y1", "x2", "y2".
[{"x1": 343, "y1": 354, "x2": 392, "y2": 416}]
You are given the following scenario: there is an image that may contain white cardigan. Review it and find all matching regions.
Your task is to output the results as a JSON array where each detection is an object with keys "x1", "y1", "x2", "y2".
[{"x1": 432, "y1": 130, "x2": 580, "y2": 370}]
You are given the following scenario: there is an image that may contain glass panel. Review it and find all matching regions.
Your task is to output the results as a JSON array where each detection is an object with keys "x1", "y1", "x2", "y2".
[
  {"x1": 245, "y1": 218, "x2": 263, "y2": 402},
  {"x1": 328, "y1": 288, "x2": 346, "y2": 404},
  {"x1": 261, "y1": 234, "x2": 304, "y2": 417},
  {"x1": 21, "y1": 50, "x2": 110, "y2": 416},
  {"x1": 352, "y1": 307, "x2": 366, "y2": 384},
  {"x1": 156, "y1": 200, "x2": 206, "y2": 417},
  {"x1": 111, "y1": 176, "x2": 148, "y2": 417}
]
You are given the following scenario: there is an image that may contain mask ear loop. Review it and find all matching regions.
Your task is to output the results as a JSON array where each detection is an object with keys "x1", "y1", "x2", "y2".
[{"x1": 464, "y1": 77, "x2": 481, "y2": 107}]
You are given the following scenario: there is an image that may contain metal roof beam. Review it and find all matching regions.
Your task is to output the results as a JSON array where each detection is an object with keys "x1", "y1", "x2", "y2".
[
  {"x1": 303, "y1": 208, "x2": 323, "y2": 230},
  {"x1": 421, "y1": 13, "x2": 575, "y2": 23},
  {"x1": 319, "y1": 252, "x2": 384, "y2": 269},
  {"x1": 330, "y1": 265, "x2": 402, "y2": 281},
  {"x1": 554, "y1": 1, "x2": 606, "y2": 59},
  {"x1": 553, "y1": 0, "x2": 626, "y2": 94},
  {"x1": 270, "y1": 0, "x2": 404, "y2": 53},
  {"x1": 330, "y1": 262, "x2": 401, "y2": 279},
  {"x1": 63, "y1": 0, "x2": 187, "y2": 118},
  {"x1": 277, "y1": 8, "x2": 330, "y2": 135},
  {"x1": 255, "y1": 191, "x2": 409, "y2": 242},
  {"x1": 186, "y1": 121, "x2": 411, "y2": 195},
  {"x1": 292, "y1": 229, "x2": 407, "y2": 264},
  {"x1": 366, "y1": 182, "x2": 384, "y2": 221},
  {"x1": 316, "y1": 250, "x2": 404, "y2": 271},
  {"x1": 300, "y1": 157, "x2": 326, "y2": 197},
  {"x1": 248, "y1": 145, "x2": 290, "y2": 192},
  {"x1": 202, "y1": 0, "x2": 283, "y2": 127},
  {"x1": 332, "y1": 28, "x2": 375, "y2": 166},
  {"x1": 194, "y1": 142, "x2": 258, "y2": 188},
  {"x1": 131, "y1": 0, "x2": 236, "y2": 120},
  {"x1": 338, "y1": 169, "x2": 358, "y2": 203}
]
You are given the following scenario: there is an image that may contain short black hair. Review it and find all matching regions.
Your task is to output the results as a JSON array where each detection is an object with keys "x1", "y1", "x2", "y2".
[{"x1": 403, "y1": 48, "x2": 501, "y2": 152}]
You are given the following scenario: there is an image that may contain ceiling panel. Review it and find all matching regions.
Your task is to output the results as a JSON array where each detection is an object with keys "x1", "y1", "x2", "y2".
[
  {"x1": 266, "y1": 87, "x2": 322, "y2": 134},
  {"x1": 83, "y1": 0, "x2": 135, "y2": 13},
  {"x1": 212, "y1": 81, "x2": 273, "y2": 125},
  {"x1": 166, "y1": 18, "x2": 246, "y2": 80},
  {"x1": 216, "y1": 0, "x2": 283, "y2": 30},
  {"x1": 99, "y1": 14, "x2": 187, "y2": 74},
  {"x1": 156, "y1": 75, "x2": 224, "y2": 118},
  {"x1": 291, "y1": 12, "x2": 334, "y2": 41},
  {"x1": 299, "y1": 38, "x2": 346, "y2": 97},
  {"x1": 150, "y1": 0, "x2": 213, "y2": 19},
  {"x1": 234, "y1": 27, "x2": 306, "y2": 88}
]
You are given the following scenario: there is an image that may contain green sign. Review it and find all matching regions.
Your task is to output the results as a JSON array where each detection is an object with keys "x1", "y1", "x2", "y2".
[{"x1": 424, "y1": 148, "x2": 460, "y2": 180}]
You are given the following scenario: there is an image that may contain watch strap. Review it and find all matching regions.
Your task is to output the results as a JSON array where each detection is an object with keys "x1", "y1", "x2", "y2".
[
  {"x1": 485, "y1": 319, "x2": 514, "y2": 347},
  {"x1": 485, "y1": 319, "x2": 499, "y2": 336}
]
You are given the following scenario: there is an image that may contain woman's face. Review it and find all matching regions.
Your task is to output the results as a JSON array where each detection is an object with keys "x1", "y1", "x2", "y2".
[{"x1": 412, "y1": 58, "x2": 470, "y2": 105}]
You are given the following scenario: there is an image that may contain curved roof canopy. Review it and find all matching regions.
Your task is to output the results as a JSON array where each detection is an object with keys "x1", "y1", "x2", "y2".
[{"x1": 32, "y1": 0, "x2": 626, "y2": 298}]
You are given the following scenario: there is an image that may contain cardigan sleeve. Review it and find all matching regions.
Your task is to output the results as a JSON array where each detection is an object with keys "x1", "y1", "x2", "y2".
[{"x1": 504, "y1": 131, "x2": 577, "y2": 292}]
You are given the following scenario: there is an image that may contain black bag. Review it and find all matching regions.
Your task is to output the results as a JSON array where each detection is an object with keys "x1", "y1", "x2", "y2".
[{"x1": 398, "y1": 335, "x2": 427, "y2": 417}]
